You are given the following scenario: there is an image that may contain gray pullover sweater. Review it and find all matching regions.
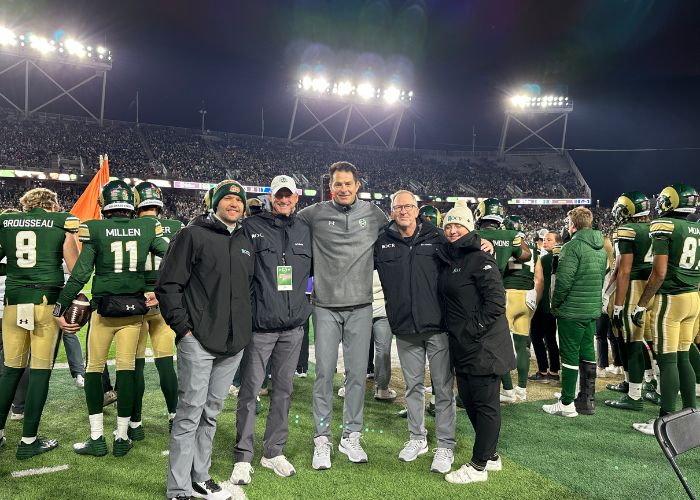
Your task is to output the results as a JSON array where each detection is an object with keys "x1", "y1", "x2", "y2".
[{"x1": 298, "y1": 198, "x2": 388, "y2": 308}]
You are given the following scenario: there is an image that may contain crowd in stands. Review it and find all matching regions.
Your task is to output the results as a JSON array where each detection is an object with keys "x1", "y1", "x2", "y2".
[{"x1": 0, "y1": 116, "x2": 588, "y2": 199}]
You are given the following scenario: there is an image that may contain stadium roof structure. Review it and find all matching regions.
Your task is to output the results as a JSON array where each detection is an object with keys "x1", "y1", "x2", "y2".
[
  {"x1": 287, "y1": 77, "x2": 412, "y2": 150},
  {"x1": 0, "y1": 27, "x2": 112, "y2": 125},
  {"x1": 498, "y1": 91, "x2": 573, "y2": 158}
]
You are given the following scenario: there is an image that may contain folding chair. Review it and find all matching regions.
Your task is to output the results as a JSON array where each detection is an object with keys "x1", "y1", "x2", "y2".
[{"x1": 654, "y1": 407, "x2": 700, "y2": 500}]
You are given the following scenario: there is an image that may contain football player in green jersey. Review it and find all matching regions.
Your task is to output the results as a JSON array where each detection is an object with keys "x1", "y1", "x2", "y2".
[
  {"x1": 0, "y1": 188, "x2": 80, "y2": 458},
  {"x1": 53, "y1": 180, "x2": 169, "y2": 457},
  {"x1": 502, "y1": 216, "x2": 543, "y2": 401},
  {"x1": 605, "y1": 191, "x2": 653, "y2": 411},
  {"x1": 132, "y1": 182, "x2": 183, "y2": 438},
  {"x1": 473, "y1": 199, "x2": 531, "y2": 403},
  {"x1": 631, "y1": 184, "x2": 700, "y2": 435},
  {"x1": 418, "y1": 205, "x2": 442, "y2": 228}
]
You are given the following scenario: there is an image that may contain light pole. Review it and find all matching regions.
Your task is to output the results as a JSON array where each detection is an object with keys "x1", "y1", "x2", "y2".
[{"x1": 199, "y1": 103, "x2": 207, "y2": 134}]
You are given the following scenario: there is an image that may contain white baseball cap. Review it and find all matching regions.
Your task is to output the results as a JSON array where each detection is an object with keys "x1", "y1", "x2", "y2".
[{"x1": 270, "y1": 175, "x2": 297, "y2": 195}]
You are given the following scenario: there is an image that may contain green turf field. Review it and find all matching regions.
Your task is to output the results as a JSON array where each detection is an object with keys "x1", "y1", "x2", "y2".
[{"x1": 1, "y1": 358, "x2": 698, "y2": 500}]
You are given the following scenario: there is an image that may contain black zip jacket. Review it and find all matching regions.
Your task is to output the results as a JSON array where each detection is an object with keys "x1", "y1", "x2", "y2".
[
  {"x1": 437, "y1": 231, "x2": 516, "y2": 376},
  {"x1": 242, "y1": 211, "x2": 313, "y2": 332},
  {"x1": 374, "y1": 216, "x2": 446, "y2": 335},
  {"x1": 154, "y1": 214, "x2": 254, "y2": 356}
]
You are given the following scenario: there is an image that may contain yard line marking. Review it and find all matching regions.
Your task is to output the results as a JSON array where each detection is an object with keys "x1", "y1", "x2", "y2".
[{"x1": 12, "y1": 465, "x2": 69, "y2": 478}]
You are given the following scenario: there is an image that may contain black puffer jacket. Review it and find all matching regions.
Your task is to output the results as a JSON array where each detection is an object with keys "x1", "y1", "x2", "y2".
[
  {"x1": 243, "y1": 211, "x2": 313, "y2": 331},
  {"x1": 155, "y1": 215, "x2": 254, "y2": 356},
  {"x1": 374, "y1": 216, "x2": 446, "y2": 335},
  {"x1": 437, "y1": 231, "x2": 516, "y2": 376}
]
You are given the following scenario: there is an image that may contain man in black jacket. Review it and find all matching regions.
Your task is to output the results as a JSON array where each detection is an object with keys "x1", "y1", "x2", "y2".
[
  {"x1": 231, "y1": 175, "x2": 312, "y2": 484},
  {"x1": 155, "y1": 180, "x2": 254, "y2": 500},
  {"x1": 374, "y1": 191, "x2": 456, "y2": 474}
]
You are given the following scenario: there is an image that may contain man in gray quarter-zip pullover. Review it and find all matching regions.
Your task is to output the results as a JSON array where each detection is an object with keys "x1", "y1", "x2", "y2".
[{"x1": 297, "y1": 161, "x2": 388, "y2": 469}]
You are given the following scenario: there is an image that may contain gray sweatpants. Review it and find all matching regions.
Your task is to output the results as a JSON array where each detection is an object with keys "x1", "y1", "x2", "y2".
[
  {"x1": 313, "y1": 304, "x2": 372, "y2": 439},
  {"x1": 396, "y1": 332, "x2": 456, "y2": 449},
  {"x1": 372, "y1": 317, "x2": 393, "y2": 391},
  {"x1": 234, "y1": 327, "x2": 304, "y2": 462},
  {"x1": 167, "y1": 334, "x2": 243, "y2": 498}
]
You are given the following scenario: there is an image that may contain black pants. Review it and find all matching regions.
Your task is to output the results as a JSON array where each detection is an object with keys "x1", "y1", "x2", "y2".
[
  {"x1": 595, "y1": 313, "x2": 621, "y2": 368},
  {"x1": 296, "y1": 318, "x2": 310, "y2": 372},
  {"x1": 530, "y1": 310, "x2": 559, "y2": 374},
  {"x1": 456, "y1": 372, "x2": 501, "y2": 467}
]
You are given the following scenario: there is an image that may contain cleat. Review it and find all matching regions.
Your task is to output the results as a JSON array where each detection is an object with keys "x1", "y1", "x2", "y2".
[
  {"x1": 633, "y1": 419, "x2": 656, "y2": 435},
  {"x1": 398, "y1": 439, "x2": 428, "y2": 462},
  {"x1": 430, "y1": 447, "x2": 454, "y2": 473},
  {"x1": 103, "y1": 390, "x2": 117, "y2": 407},
  {"x1": 645, "y1": 391, "x2": 661, "y2": 405},
  {"x1": 230, "y1": 462, "x2": 254, "y2": 485},
  {"x1": 73, "y1": 436, "x2": 108, "y2": 456},
  {"x1": 515, "y1": 387, "x2": 527, "y2": 401},
  {"x1": 261, "y1": 455, "x2": 296, "y2": 478},
  {"x1": 500, "y1": 389, "x2": 516, "y2": 404},
  {"x1": 542, "y1": 400, "x2": 578, "y2": 418},
  {"x1": 642, "y1": 379, "x2": 657, "y2": 392},
  {"x1": 605, "y1": 394, "x2": 643, "y2": 411},
  {"x1": 127, "y1": 425, "x2": 145, "y2": 441},
  {"x1": 398, "y1": 407, "x2": 408, "y2": 418},
  {"x1": 192, "y1": 478, "x2": 230, "y2": 499},
  {"x1": 16, "y1": 437, "x2": 58, "y2": 460},
  {"x1": 445, "y1": 464, "x2": 488, "y2": 484},
  {"x1": 112, "y1": 432, "x2": 133, "y2": 457},
  {"x1": 606, "y1": 381, "x2": 629, "y2": 393},
  {"x1": 312, "y1": 436, "x2": 332, "y2": 470},
  {"x1": 528, "y1": 372, "x2": 549, "y2": 384},
  {"x1": 338, "y1": 432, "x2": 367, "y2": 463}
]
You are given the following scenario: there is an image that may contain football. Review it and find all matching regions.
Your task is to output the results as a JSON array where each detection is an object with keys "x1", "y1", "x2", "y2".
[{"x1": 64, "y1": 293, "x2": 91, "y2": 328}]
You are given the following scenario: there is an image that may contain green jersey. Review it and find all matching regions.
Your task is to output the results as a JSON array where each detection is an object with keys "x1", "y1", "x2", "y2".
[
  {"x1": 474, "y1": 227, "x2": 523, "y2": 278},
  {"x1": 57, "y1": 216, "x2": 169, "y2": 309},
  {"x1": 141, "y1": 215, "x2": 184, "y2": 292},
  {"x1": 537, "y1": 251, "x2": 553, "y2": 314},
  {"x1": 0, "y1": 208, "x2": 80, "y2": 305},
  {"x1": 650, "y1": 217, "x2": 700, "y2": 295},
  {"x1": 503, "y1": 243, "x2": 539, "y2": 290},
  {"x1": 615, "y1": 222, "x2": 652, "y2": 281}
]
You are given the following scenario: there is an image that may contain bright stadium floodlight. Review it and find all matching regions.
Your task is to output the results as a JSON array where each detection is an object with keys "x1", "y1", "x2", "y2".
[
  {"x1": 65, "y1": 39, "x2": 86, "y2": 57},
  {"x1": 311, "y1": 77, "x2": 329, "y2": 92},
  {"x1": 97, "y1": 46, "x2": 105, "y2": 54},
  {"x1": 357, "y1": 83, "x2": 374, "y2": 99},
  {"x1": 302, "y1": 76, "x2": 312, "y2": 90},
  {"x1": 337, "y1": 81, "x2": 352, "y2": 96},
  {"x1": 0, "y1": 28, "x2": 17, "y2": 46},
  {"x1": 384, "y1": 86, "x2": 400, "y2": 103},
  {"x1": 29, "y1": 36, "x2": 55, "y2": 53}
]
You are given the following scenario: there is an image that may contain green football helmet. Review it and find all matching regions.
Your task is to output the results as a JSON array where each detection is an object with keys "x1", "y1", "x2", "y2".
[
  {"x1": 134, "y1": 181, "x2": 164, "y2": 210},
  {"x1": 611, "y1": 191, "x2": 650, "y2": 225},
  {"x1": 656, "y1": 184, "x2": 699, "y2": 217},
  {"x1": 99, "y1": 180, "x2": 135, "y2": 212},
  {"x1": 475, "y1": 198, "x2": 505, "y2": 225},
  {"x1": 201, "y1": 187, "x2": 215, "y2": 213},
  {"x1": 505, "y1": 215, "x2": 525, "y2": 232},
  {"x1": 419, "y1": 205, "x2": 442, "y2": 227}
]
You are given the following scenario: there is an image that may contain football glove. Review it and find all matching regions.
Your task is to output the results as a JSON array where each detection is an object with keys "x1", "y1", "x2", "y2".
[
  {"x1": 611, "y1": 305, "x2": 624, "y2": 330},
  {"x1": 631, "y1": 306, "x2": 646, "y2": 327},
  {"x1": 526, "y1": 289, "x2": 537, "y2": 311}
]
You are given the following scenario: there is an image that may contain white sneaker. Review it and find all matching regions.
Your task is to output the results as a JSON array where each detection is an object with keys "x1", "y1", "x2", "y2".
[
  {"x1": 76, "y1": 374, "x2": 85, "y2": 388},
  {"x1": 192, "y1": 478, "x2": 231, "y2": 500},
  {"x1": 696, "y1": 383, "x2": 700, "y2": 398},
  {"x1": 430, "y1": 447, "x2": 454, "y2": 473},
  {"x1": 10, "y1": 411, "x2": 24, "y2": 421},
  {"x1": 339, "y1": 432, "x2": 368, "y2": 463},
  {"x1": 228, "y1": 385, "x2": 239, "y2": 397},
  {"x1": 515, "y1": 386, "x2": 527, "y2": 401},
  {"x1": 596, "y1": 368, "x2": 608, "y2": 378},
  {"x1": 295, "y1": 370, "x2": 308, "y2": 379},
  {"x1": 312, "y1": 436, "x2": 332, "y2": 470},
  {"x1": 375, "y1": 388, "x2": 397, "y2": 400},
  {"x1": 425, "y1": 386, "x2": 433, "y2": 394},
  {"x1": 338, "y1": 386, "x2": 345, "y2": 398},
  {"x1": 260, "y1": 455, "x2": 296, "y2": 477},
  {"x1": 229, "y1": 462, "x2": 253, "y2": 485},
  {"x1": 259, "y1": 388, "x2": 269, "y2": 396},
  {"x1": 500, "y1": 389, "x2": 515, "y2": 404},
  {"x1": 398, "y1": 439, "x2": 428, "y2": 462},
  {"x1": 607, "y1": 366, "x2": 622, "y2": 375},
  {"x1": 633, "y1": 419, "x2": 656, "y2": 436},
  {"x1": 485, "y1": 455, "x2": 502, "y2": 471},
  {"x1": 542, "y1": 400, "x2": 578, "y2": 418},
  {"x1": 553, "y1": 391, "x2": 562, "y2": 399},
  {"x1": 445, "y1": 464, "x2": 488, "y2": 484}
]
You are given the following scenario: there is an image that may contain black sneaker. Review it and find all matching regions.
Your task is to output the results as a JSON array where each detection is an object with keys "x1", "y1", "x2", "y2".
[
  {"x1": 192, "y1": 478, "x2": 229, "y2": 500},
  {"x1": 168, "y1": 496, "x2": 193, "y2": 500},
  {"x1": 547, "y1": 373, "x2": 560, "y2": 383},
  {"x1": 0, "y1": 436, "x2": 5, "y2": 449},
  {"x1": 16, "y1": 437, "x2": 59, "y2": 460},
  {"x1": 528, "y1": 372, "x2": 550, "y2": 384}
]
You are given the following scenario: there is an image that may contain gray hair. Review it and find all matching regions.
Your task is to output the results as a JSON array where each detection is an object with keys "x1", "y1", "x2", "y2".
[{"x1": 390, "y1": 190, "x2": 419, "y2": 208}]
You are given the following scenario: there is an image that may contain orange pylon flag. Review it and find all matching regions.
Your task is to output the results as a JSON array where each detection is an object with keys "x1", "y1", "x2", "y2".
[{"x1": 70, "y1": 154, "x2": 110, "y2": 248}]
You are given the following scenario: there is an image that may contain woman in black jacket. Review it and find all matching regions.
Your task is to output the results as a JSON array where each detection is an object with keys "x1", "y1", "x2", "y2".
[{"x1": 436, "y1": 201, "x2": 516, "y2": 485}]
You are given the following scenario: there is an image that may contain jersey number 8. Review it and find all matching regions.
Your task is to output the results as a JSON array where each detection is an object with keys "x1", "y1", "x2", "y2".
[
  {"x1": 16, "y1": 231, "x2": 36, "y2": 268},
  {"x1": 680, "y1": 237, "x2": 700, "y2": 270}
]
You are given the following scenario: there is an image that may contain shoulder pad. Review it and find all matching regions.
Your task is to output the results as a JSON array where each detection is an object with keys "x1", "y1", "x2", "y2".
[
  {"x1": 616, "y1": 226, "x2": 636, "y2": 241},
  {"x1": 650, "y1": 219, "x2": 674, "y2": 236},
  {"x1": 78, "y1": 223, "x2": 90, "y2": 242}
]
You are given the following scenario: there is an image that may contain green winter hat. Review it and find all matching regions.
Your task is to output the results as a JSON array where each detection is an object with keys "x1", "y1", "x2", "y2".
[{"x1": 211, "y1": 180, "x2": 247, "y2": 212}]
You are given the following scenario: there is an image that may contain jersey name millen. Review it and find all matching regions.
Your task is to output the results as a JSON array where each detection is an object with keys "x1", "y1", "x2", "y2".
[{"x1": 106, "y1": 228, "x2": 142, "y2": 237}]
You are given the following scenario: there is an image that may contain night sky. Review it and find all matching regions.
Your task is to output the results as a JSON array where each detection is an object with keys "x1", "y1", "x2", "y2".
[{"x1": 2, "y1": 0, "x2": 700, "y2": 205}]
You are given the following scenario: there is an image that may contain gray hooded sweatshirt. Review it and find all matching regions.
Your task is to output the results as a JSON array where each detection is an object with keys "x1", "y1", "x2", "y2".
[{"x1": 298, "y1": 197, "x2": 388, "y2": 308}]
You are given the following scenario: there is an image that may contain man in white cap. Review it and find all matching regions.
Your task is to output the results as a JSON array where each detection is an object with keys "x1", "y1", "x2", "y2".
[{"x1": 230, "y1": 175, "x2": 313, "y2": 484}]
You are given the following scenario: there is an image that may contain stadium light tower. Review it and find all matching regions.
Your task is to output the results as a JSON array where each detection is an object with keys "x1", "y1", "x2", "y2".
[
  {"x1": 287, "y1": 76, "x2": 413, "y2": 150},
  {"x1": 0, "y1": 27, "x2": 113, "y2": 125},
  {"x1": 498, "y1": 91, "x2": 573, "y2": 158}
]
